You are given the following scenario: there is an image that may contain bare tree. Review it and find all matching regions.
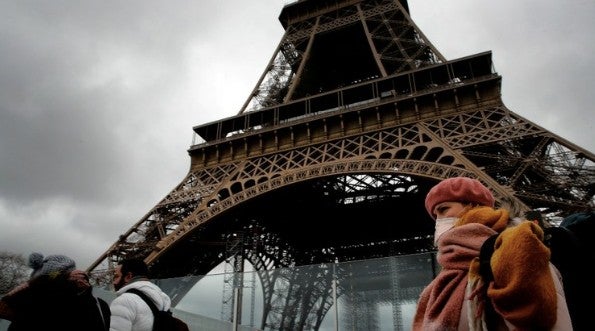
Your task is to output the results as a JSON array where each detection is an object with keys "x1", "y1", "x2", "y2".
[{"x1": 0, "y1": 251, "x2": 29, "y2": 295}]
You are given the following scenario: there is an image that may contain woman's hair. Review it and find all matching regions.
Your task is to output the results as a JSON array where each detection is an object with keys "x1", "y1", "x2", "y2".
[{"x1": 496, "y1": 195, "x2": 529, "y2": 220}]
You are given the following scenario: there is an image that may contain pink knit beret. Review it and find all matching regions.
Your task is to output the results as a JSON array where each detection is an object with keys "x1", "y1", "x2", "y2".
[{"x1": 425, "y1": 177, "x2": 495, "y2": 218}]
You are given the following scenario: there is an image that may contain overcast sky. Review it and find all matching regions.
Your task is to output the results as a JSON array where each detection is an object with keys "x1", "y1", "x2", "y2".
[{"x1": 1, "y1": 0, "x2": 593, "y2": 270}]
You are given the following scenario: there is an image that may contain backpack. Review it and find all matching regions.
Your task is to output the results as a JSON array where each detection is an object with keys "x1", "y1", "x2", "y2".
[{"x1": 126, "y1": 289, "x2": 189, "y2": 331}]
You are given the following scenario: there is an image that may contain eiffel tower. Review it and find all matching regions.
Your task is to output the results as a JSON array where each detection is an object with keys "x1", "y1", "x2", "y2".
[{"x1": 88, "y1": 0, "x2": 594, "y2": 329}]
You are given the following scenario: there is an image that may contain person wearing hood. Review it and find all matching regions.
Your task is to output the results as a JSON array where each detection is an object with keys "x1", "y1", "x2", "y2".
[{"x1": 109, "y1": 258, "x2": 172, "y2": 331}]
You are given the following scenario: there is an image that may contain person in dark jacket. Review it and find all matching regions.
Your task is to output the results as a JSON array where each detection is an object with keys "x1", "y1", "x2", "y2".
[
  {"x1": 560, "y1": 210, "x2": 594, "y2": 262},
  {"x1": 0, "y1": 252, "x2": 110, "y2": 331},
  {"x1": 555, "y1": 210, "x2": 594, "y2": 331}
]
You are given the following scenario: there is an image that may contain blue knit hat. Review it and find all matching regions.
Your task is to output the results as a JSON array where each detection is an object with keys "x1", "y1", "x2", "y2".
[{"x1": 28, "y1": 252, "x2": 76, "y2": 279}]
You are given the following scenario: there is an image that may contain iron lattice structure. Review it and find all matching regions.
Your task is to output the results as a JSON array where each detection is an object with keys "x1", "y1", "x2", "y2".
[{"x1": 88, "y1": 0, "x2": 595, "y2": 329}]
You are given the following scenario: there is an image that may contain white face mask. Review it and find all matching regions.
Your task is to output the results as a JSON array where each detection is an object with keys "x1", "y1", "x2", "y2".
[{"x1": 434, "y1": 217, "x2": 458, "y2": 245}]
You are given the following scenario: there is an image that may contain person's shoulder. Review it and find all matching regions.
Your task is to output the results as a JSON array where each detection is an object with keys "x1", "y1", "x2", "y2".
[
  {"x1": 544, "y1": 226, "x2": 577, "y2": 240},
  {"x1": 132, "y1": 282, "x2": 171, "y2": 311},
  {"x1": 543, "y1": 226, "x2": 580, "y2": 247},
  {"x1": 110, "y1": 289, "x2": 145, "y2": 311},
  {"x1": 544, "y1": 226, "x2": 573, "y2": 236},
  {"x1": 560, "y1": 211, "x2": 594, "y2": 228}
]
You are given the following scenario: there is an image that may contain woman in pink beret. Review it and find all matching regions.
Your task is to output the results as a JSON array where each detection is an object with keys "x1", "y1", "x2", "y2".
[{"x1": 412, "y1": 177, "x2": 573, "y2": 331}]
